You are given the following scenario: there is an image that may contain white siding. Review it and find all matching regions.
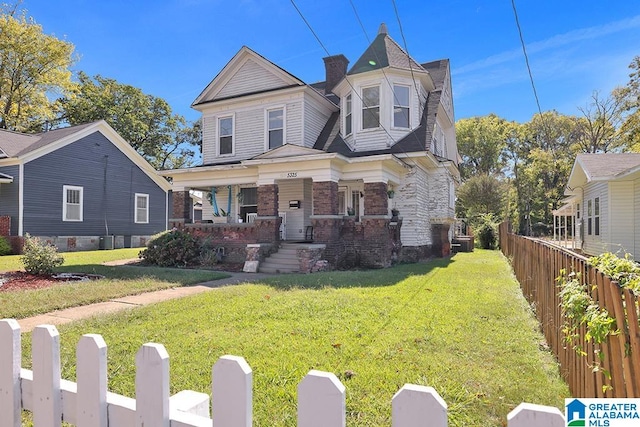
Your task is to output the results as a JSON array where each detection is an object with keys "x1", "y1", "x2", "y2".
[
  {"x1": 396, "y1": 167, "x2": 430, "y2": 246},
  {"x1": 277, "y1": 179, "x2": 306, "y2": 241},
  {"x1": 635, "y1": 178, "x2": 640, "y2": 259},
  {"x1": 217, "y1": 59, "x2": 290, "y2": 99},
  {"x1": 609, "y1": 181, "x2": 634, "y2": 255},
  {"x1": 303, "y1": 100, "x2": 331, "y2": 148},
  {"x1": 286, "y1": 101, "x2": 303, "y2": 146},
  {"x1": 202, "y1": 116, "x2": 216, "y2": 164},
  {"x1": 582, "y1": 182, "x2": 609, "y2": 256}
]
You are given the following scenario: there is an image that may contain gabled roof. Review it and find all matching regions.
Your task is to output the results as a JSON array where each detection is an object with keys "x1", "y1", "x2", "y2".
[
  {"x1": 565, "y1": 153, "x2": 640, "y2": 195},
  {"x1": 348, "y1": 24, "x2": 426, "y2": 76},
  {"x1": 0, "y1": 121, "x2": 171, "y2": 191},
  {"x1": 252, "y1": 144, "x2": 326, "y2": 160},
  {"x1": 193, "y1": 46, "x2": 305, "y2": 107}
]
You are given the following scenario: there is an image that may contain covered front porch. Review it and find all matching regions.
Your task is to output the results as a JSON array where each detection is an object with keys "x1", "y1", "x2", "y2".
[{"x1": 161, "y1": 148, "x2": 406, "y2": 270}]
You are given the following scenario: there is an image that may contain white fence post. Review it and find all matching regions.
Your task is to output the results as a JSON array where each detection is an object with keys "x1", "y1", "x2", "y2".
[
  {"x1": 212, "y1": 355, "x2": 252, "y2": 427},
  {"x1": 77, "y1": 334, "x2": 108, "y2": 427},
  {"x1": 0, "y1": 319, "x2": 21, "y2": 427},
  {"x1": 392, "y1": 384, "x2": 448, "y2": 427},
  {"x1": 135, "y1": 343, "x2": 170, "y2": 427},
  {"x1": 32, "y1": 325, "x2": 62, "y2": 427},
  {"x1": 297, "y1": 370, "x2": 345, "y2": 427},
  {"x1": 507, "y1": 403, "x2": 565, "y2": 427}
]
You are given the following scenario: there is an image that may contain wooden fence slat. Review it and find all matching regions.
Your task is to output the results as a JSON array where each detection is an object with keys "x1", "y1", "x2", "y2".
[
  {"x1": 623, "y1": 289, "x2": 640, "y2": 395},
  {"x1": 392, "y1": 384, "x2": 447, "y2": 427},
  {"x1": 0, "y1": 319, "x2": 21, "y2": 427},
  {"x1": 507, "y1": 403, "x2": 565, "y2": 427},
  {"x1": 32, "y1": 325, "x2": 62, "y2": 427},
  {"x1": 212, "y1": 355, "x2": 252, "y2": 427},
  {"x1": 608, "y1": 281, "x2": 635, "y2": 397},
  {"x1": 298, "y1": 370, "x2": 345, "y2": 427},
  {"x1": 135, "y1": 343, "x2": 170, "y2": 427},
  {"x1": 77, "y1": 334, "x2": 108, "y2": 427}
]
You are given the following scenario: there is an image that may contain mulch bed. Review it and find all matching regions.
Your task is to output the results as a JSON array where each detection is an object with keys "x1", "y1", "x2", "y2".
[{"x1": 0, "y1": 271, "x2": 103, "y2": 292}]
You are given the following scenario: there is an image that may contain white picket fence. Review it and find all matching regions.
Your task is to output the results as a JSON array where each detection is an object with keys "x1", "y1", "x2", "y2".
[{"x1": 0, "y1": 319, "x2": 566, "y2": 427}]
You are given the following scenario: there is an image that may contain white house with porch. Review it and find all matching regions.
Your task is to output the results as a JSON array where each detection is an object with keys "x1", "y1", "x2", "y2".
[{"x1": 160, "y1": 24, "x2": 460, "y2": 272}]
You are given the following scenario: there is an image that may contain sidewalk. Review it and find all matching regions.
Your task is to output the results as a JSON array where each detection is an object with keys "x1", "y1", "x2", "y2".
[{"x1": 17, "y1": 271, "x2": 273, "y2": 333}]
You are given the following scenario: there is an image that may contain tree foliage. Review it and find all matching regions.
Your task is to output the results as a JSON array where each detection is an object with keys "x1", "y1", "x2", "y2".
[
  {"x1": 58, "y1": 72, "x2": 199, "y2": 169},
  {"x1": 0, "y1": 9, "x2": 75, "y2": 131},
  {"x1": 455, "y1": 114, "x2": 513, "y2": 180},
  {"x1": 456, "y1": 174, "x2": 507, "y2": 222},
  {"x1": 616, "y1": 56, "x2": 640, "y2": 150},
  {"x1": 574, "y1": 91, "x2": 624, "y2": 153}
]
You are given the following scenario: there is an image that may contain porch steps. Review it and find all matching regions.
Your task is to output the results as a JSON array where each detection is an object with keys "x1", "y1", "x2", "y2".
[{"x1": 259, "y1": 243, "x2": 304, "y2": 274}]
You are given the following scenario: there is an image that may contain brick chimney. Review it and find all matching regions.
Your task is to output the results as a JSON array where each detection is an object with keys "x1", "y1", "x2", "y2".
[{"x1": 322, "y1": 54, "x2": 349, "y2": 95}]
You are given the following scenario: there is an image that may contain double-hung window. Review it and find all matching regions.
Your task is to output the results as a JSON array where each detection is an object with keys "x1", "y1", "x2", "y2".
[
  {"x1": 393, "y1": 85, "x2": 410, "y2": 128},
  {"x1": 344, "y1": 94, "x2": 352, "y2": 136},
  {"x1": 63, "y1": 185, "x2": 83, "y2": 222},
  {"x1": 362, "y1": 86, "x2": 380, "y2": 129},
  {"x1": 218, "y1": 116, "x2": 233, "y2": 155},
  {"x1": 135, "y1": 193, "x2": 149, "y2": 224},
  {"x1": 268, "y1": 108, "x2": 284, "y2": 149},
  {"x1": 594, "y1": 197, "x2": 600, "y2": 236}
]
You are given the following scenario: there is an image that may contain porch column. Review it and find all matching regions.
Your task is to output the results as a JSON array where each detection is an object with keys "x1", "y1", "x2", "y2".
[
  {"x1": 363, "y1": 182, "x2": 388, "y2": 216},
  {"x1": 170, "y1": 189, "x2": 192, "y2": 228},
  {"x1": 255, "y1": 184, "x2": 280, "y2": 243},
  {"x1": 311, "y1": 181, "x2": 342, "y2": 265}
]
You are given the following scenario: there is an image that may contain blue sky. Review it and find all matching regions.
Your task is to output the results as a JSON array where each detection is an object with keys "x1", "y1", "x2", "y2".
[{"x1": 19, "y1": 0, "x2": 640, "y2": 124}]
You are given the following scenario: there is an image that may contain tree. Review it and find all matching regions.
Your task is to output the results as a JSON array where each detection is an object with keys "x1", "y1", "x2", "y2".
[
  {"x1": 573, "y1": 91, "x2": 624, "y2": 153},
  {"x1": 615, "y1": 56, "x2": 640, "y2": 151},
  {"x1": 455, "y1": 114, "x2": 512, "y2": 180},
  {"x1": 456, "y1": 174, "x2": 508, "y2": 222},
  {"x1": 0, "y1": 8, "x2": 75, "y2": 131},
  {"x1": 58, "y1": 72, "x2": 199, "y2": 169}
]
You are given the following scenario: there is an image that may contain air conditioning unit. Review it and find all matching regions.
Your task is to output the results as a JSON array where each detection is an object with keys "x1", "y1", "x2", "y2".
[{"x1": 99, "y1": 235, "x2": 114, "y2": 250}]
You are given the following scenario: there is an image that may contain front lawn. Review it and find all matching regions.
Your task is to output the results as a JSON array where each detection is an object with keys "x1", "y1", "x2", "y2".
[
  {"x1": 22, "y1": 250, "x2": 570, "y2": 426},
  {"x1": 0, "y1": 247, "x2": 143, "y2": 272}
]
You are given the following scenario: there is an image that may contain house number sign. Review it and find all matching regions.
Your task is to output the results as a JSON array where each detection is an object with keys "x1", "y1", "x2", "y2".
[{"x1": 286, "y1": 172, "x2": 298, "y2": 178}]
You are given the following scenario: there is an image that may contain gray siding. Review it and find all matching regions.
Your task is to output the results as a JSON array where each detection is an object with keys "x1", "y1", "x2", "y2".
[
  {"x1": 216, "y1": 59, "x2": 291, "y2": 100},
  {"x1": 0, "y1": 165, "x2": 20, "y2": 235},
  {"x1": 22, "y1": 131, "x2": 167, "y2": 237},
  {"x1": 609, "y1": 181, "x2": 634, "y2": 255},
  {"x1": 303, "y1": 100, "x2": 331, "y2": 148}
]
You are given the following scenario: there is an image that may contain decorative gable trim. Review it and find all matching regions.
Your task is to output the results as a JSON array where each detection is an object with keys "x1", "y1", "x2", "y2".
[
  {"x1": 193, "y1": 46, "x2": 305, "y2": 107},
  {"x1": 252, "y1": 144, "x2": 325, "y2": 160}
]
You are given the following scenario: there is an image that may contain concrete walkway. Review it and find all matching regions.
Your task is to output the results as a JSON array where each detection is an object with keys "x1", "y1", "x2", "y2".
[{"x1": 17, "y1": 271, "x2": 273, "y2": 333}]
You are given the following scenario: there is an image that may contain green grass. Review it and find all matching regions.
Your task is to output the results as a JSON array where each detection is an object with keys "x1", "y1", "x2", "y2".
[
  {"x1": 0, "y1": 248, "x2": 230, "y2": 319},
  {"x1": 21, "y1": 250, "x2": 570, "y2": 426},
  {"x1": 0, "y1": 247, "x2": 143, "y2": 272}
]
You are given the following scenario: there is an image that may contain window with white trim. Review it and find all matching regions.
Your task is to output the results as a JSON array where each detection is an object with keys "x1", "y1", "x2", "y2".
[
  {"x1": 218, "y1": 116, "x2": 233, "y2": 155},
  {"x1": 135, "y1": 193, "x2": 149, "y2": 224},
  {"x1": 594, "y1": 197, "x2": 600, "y2": 236},
  {"x1": 587, "y1": 199, "x2": 592, "y2": 235},
  {"x1": 268, "y1": 108, "x2": 284, "y2": 149},
  {"x1": 344, "y1": 94, "x2": 352, "y2": 136},
  {"x1": 63, "y1": 185, "x2": 83, "y2": 222},
  {"x1": 393, "y1": 84, "x2": 410, "y2": 128},
  {"x1": 362, "y1": 86, "x2": 380, "y2": 129}
]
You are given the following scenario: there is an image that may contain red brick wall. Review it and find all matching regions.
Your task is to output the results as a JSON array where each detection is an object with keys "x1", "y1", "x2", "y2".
[
  {"x1": 257, "y1": 184, "x2": 279, "y2": 216},
  {"x1": 313, "y1": 181, "x2": 338, "y2": 215},
  {"x1": 172, "y1": 190, "x2": 192, "y2": 221},
  {"x1": 0, "y1": 216, "x2": 10, "y2": 236},
  {"x1": 364, "y1": 182, "x2": 388, "y2": 216}
]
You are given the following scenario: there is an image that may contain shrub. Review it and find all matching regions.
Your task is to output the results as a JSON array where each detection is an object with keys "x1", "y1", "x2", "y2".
[
  {"x1": 475, "y1": 213, "x2": 499, "y2": 249},
  {"x1": 198, "y1": 236, "x2": 220, "y2": 267},
  {"x1": 21, "y1": 234, "x2": 64, "y2": 275},
  {"x1": 139, "y1": 229, "x2": 200, "y2": 267},
  {"x1": 0, "y1": 235, "x2": 12, "y2": 255}
]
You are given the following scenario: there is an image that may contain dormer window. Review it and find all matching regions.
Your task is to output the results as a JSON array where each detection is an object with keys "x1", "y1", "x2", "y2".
[
  {"x1": 345, "y1": 94, "x2": 352, "y2": 136},
  {"x1": 362, "y1": 86, "x2": 380, "y2": 129},
  {"x1": 268, "y1": 108, "x2": 284, "y2": 149},
  {"x1": 393, "y1": 85, "x2": 410, "y2": 128},
  {"x1": 218, "y1": 116, "x2": 233, "y2": 155}
]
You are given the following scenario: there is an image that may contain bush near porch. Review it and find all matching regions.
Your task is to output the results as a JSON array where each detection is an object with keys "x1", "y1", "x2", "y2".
[{"x1": 21, "y1": 250, "x2": 570, "y2": 426}]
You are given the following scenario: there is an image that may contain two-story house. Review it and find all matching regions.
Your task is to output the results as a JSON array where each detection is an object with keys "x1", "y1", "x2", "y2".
[{"x1": 161, "y1": 24, "x2": 460, "y2": 271}]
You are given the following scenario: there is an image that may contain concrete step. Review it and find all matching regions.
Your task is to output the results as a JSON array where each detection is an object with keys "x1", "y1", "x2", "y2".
[
  {"x1": 259, "y1": 263, "x2": 299, "y2": 274},
  {"x1": 262, "y1": 256, "x2": 299, "y2": 266}
]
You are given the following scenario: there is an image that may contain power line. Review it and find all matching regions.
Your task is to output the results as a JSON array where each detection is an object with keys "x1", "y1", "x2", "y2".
[
  {"x1": 390, "y1": 0, "x2": 423, "y2": 112},
  {"x1": 511, "y1": 0, "x2": 543, "y2": 117}
]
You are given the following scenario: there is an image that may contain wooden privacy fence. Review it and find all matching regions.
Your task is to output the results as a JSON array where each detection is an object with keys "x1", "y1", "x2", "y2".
[
  {"x1": 0, "y1": 320, "x2": 567, "y2": 427},
  {"x1": 499, "y1": 222, "x2": 640, "y2": 398}
]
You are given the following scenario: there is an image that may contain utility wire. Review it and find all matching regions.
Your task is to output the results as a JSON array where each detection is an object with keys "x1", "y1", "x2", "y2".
[{"x1": 511, "y1": 0, "x2": 543, "y2": 117}]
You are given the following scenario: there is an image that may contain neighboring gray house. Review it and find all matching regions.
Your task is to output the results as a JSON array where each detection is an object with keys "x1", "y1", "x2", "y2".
[
  {"x1": 557, "y1": 153, "x2": 640, "y2": 258},
  {"x1": 161, "y1": 24, "x2": 460, "y2": 271},
  {"x1": 0, "y1": 120, "x2": 171, "y2": 251}
]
